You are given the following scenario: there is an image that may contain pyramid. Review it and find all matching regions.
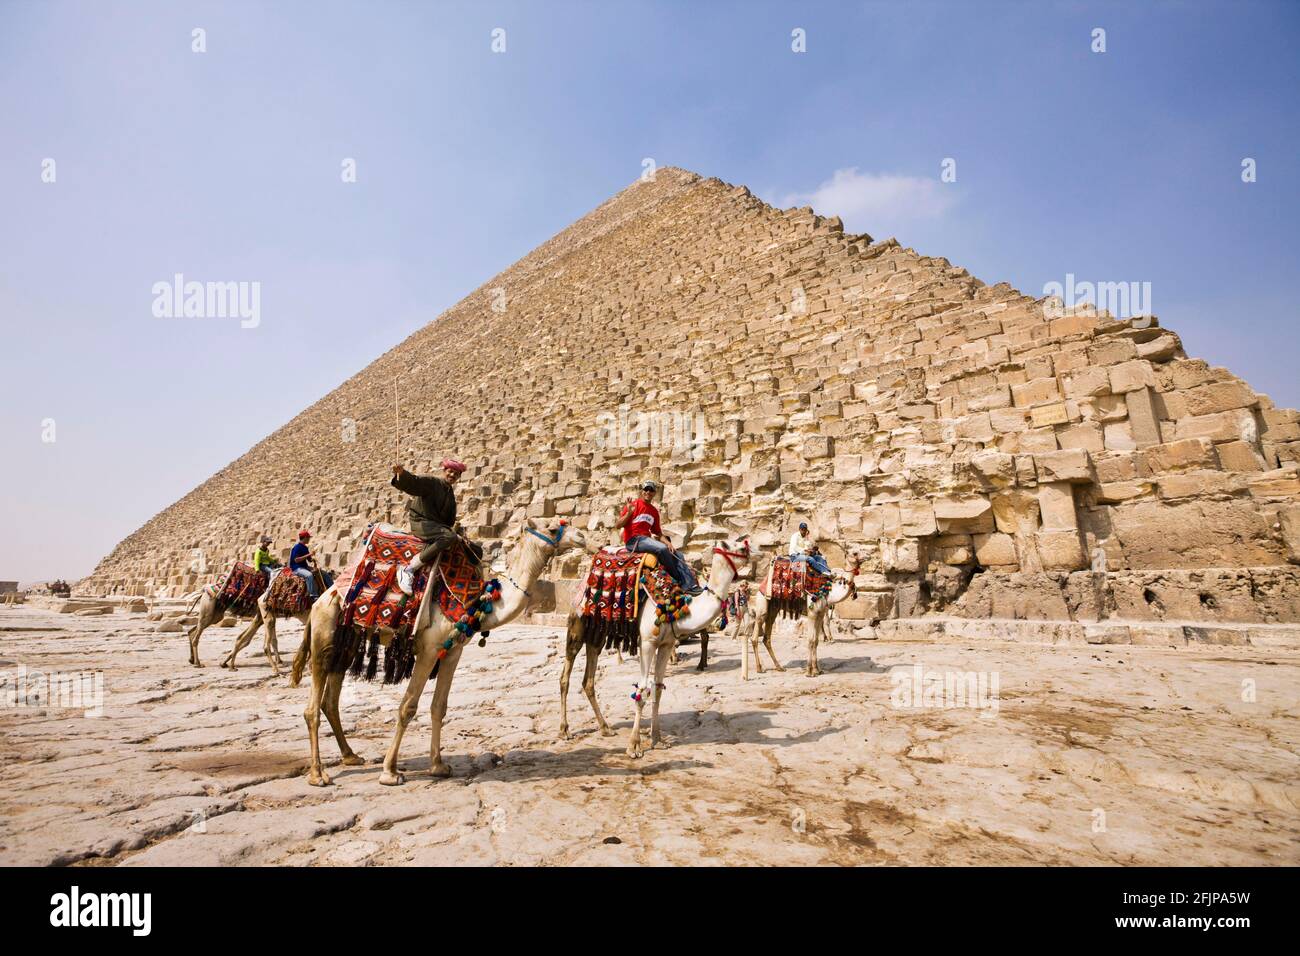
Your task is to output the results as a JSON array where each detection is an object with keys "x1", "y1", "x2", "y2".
[{"x1": 83, "y1": 167, "x2": 1300, "y2": 625}]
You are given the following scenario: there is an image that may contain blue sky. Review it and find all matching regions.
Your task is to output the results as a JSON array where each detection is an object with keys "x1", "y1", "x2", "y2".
[{"x1": 2, "y1": 0, "x2": 1297, "y2": 582}]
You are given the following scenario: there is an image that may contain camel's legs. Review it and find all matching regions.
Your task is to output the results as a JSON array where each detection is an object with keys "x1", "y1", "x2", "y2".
[
  {"x1": 188, "y1": 601, "x2": 215, "y2": 667},
  {"x1": 696, "y1": 628, "x2": 710, "y2": 671},
  {"x1": 582, "y1": 643, "x2": 613, "y2": 736},
  {"x1": 321, "y1": 669, "x2": 362, "y2": 764},
  {"x1": 762, "y1": 610, "x2": 785, "y2": 672},
  {"x1": 303, "y1": 628, "x2": 335, "y2": 786},
  {"x1": 649, "y1": 641, "x2": 673, "y2": 749},
  {"x1": 740, "y1": 614, "x2": 752, "y2": 681},
  {"x1": 289, "y1": 628, "x2": 311, "y2": 688},
  {"x1": 427, "y1": 643, "x2": 465, "y2": 778},
  {"x1": 378, "y1": 638, "x2": 439, "y2": 786},
  {"x1": 626, "y1": 638, "x2": 653, "y2": 758},
  {"x1": 558, "y1": 616, "x2": 582, "y2": 739},
  {"x1": 263, "y1": 613, "x2": 281, "y2": 673},
  {"x1": 222, "y1": 613, "x2": 260, "y2": 670}
]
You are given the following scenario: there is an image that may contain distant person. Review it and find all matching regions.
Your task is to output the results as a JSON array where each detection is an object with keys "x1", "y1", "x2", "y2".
[
  {"x1": 289, "y1": 529, "x2": 331, "y2": 598},
  {"x1": 790, "y1": 521, "x2": 830, "y2": 575},
  {"x1": 252, "y1": 536, "x2": 281, "y2": 579}
]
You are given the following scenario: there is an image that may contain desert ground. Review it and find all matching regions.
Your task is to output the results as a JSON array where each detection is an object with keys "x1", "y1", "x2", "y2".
[{"x1": 1, "y1": 602, "x2": 1297, "y2": 867}]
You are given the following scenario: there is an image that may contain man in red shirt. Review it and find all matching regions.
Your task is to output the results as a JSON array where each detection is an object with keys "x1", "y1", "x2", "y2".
[{"x1": 615, "y1": 480, "x2": 699, "y2": 591}]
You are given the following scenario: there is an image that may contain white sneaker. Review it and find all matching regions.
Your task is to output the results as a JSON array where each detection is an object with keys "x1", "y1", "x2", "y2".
[{"x1": 397, "y1": 564, "x2": 416, "y2": 596}]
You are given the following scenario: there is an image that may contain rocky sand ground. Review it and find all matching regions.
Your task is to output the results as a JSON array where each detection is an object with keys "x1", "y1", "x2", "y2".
[{"x1": 1, "y1": 603, "x2": 1297, "y2": 866}]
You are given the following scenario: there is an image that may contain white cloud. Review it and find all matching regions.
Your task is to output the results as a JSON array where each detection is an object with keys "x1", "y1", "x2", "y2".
[{"x1": 780, "y1": 167, "x2": 956, "y2": 235}]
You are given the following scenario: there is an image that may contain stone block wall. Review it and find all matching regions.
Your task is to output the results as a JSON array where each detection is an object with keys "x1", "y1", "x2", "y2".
[{"x1": 80, "y1": 168, "x2": 1300, "y2": 623}]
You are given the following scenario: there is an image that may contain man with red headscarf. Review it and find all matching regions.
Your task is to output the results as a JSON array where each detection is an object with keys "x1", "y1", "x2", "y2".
[{"x1": 391, "y1": 458, "x2": 466, "y2": 595}]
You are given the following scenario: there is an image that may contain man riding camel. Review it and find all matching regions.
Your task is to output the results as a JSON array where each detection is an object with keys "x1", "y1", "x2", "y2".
[
  {"x1": 790, "y1": 520, "x2": 830, "y2": 576},
  {"x1": 616, "y1": 480, "x2": 699, "y2": 592},
  {"x1": 289, "y1": 529, "x2": 332, "y2": 598},
  {"x1": 392, "y1": 458, "x2": 466, "y2": 595}
]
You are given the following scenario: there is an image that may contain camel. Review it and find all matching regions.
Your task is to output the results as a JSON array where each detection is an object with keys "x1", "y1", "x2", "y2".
[
  {"x1": 185, "y1": 582, "x2": 273, "y2": 670},
  {"x1": 558, "y1": 536, "x2": 753, "y2": 755},
  {"x1": 742, "y1": 555, "x2": 860, "y2": 679},
  {"x1": 292, "y1": 517, "x2": 589, "y2": 787},
  {"x1": 219, "y1": 568, "x2": 327, "y2": 676}
]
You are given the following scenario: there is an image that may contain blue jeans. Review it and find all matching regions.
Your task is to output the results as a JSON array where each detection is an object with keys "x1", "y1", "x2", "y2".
[
  {"x1": 293, "y1": 565, "x2": 322, "y2": 598},
  {"x1": 627, "y1": 536, "x2": 699, "y2": 591},
  {"x1": 794, "y1": 553, "x2": 830, "y2": 576}
]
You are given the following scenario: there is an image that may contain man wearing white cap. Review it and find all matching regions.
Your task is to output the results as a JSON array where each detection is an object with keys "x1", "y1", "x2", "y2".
[{"x1": 391, "y1": 458, "x2": 466, "y2": 595}]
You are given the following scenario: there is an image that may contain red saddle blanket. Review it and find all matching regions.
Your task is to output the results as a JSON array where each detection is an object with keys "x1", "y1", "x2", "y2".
[
  {"x1": 761, "y1": 557, "x2": 829, "y2": 602},
  {"x1": 266, "y1": 569, "x2": 312, "y2": 616},
  {"x1": 339, "y1": 526, "x2": 483, "y2": 638},
  {"x1": 215, "y1": 562, "x2": 269, "y2": 615},
  {"x1": 578, "y1": 549, "x2": 683, "y2": 653}
]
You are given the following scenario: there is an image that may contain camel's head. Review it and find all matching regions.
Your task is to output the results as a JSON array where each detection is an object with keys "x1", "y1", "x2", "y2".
[
  {"x1": 709, "y1": 537, "x2": 755, "y2": 582},
  {"x1": 828, "y1": 551, "x2": 861, "y2": 604},
  {"x1": 523, "y1": 516, "x2": 588, "y2": 559}
]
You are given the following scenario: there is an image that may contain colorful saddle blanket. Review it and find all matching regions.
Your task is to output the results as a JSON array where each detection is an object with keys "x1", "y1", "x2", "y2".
[
  {"x1": 332, "y1": 524, "x2": 485, "y2": 684},
  {"x1": 265, "y1": 569, "x2": 312, "y2": 616},
  {"x1": 578, "y1": 549, "x2": 686, "y2": 654},
  {"x1": 214, "y1": 562, "x2": 269, "y2": 615},
  {"x1": 761, "y1": 557, "x2": 830, "y2": 611}
]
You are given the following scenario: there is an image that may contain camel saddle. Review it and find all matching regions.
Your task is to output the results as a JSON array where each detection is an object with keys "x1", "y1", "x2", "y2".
[
  {"x1": 331, "y1": 523, "x2": 485, "y2": 684},
  {"x1": 760, "y1": 557, "x2": 830, "y2": 617},
  {"x1": 265, "y1": 568, "x2": 313, "y2": 616},
  {"x1": 213, "y1": 561, "x2": 270, "y2": 616},
  {"x1": 578, "y1": 548, "x2": 684, "y2": 655}
]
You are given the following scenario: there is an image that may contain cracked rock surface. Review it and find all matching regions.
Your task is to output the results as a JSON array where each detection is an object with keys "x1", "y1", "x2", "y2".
[{"x1": 1, "y1": 606, "x2": 1297, "y2": 866}]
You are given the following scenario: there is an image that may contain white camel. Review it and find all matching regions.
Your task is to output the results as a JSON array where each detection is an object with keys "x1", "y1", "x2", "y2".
[
  {"x1": 743, "y1": 557, "x2": 859, "y2": 679},
  {"x1": 558, "y1": 537, "x2": 753, "y2": 755},
  {"x1": 293, "y1": 517, "x2": 589, "y2": 787}
]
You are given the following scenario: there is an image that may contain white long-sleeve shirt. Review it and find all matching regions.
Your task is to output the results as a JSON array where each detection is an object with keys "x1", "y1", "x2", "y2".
[{"x1": 789, "y1": 530, "x2": 813, "y2": 556}]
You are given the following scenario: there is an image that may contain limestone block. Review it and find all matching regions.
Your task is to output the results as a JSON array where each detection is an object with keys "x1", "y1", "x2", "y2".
[
  {"x1": 956, "y1": 413, "x2": 995, "y2": 443},
  {"x1": 934, "y1": 496, "x2": 994, "y2": 534},
  {"x1": 1035, "y1": 449, "x2": 1092, "y2": 483},
  {"x1": 832, "y1": 454, "x2": 864, "y2": 480},
  {"x1": 1030, "y1": 403, "x2": 1070, "y2": 428},
  {"x1": 990, "y1": 407, "x2": 1029, "y2": 433},
  {"x1": 1137, "y1": 438, "x2": 1216, "y2": 475},
  {"x1": 802, "y1": 435, "x2": 833, "y2": 459},
  {"x1": 1182, "y1": 381, "x2": 1257, "y2": 416},
  {"x1": 883, "y1": 537, "x2": 923, "y2": 573},
  {"x1": 1216, "y1": 440, "x2": 1266, "y2": 472},
  {"x1": 1124, "y1": 386, "x2": 1162, "y2": 448},
  {"x1": 1062, "y1": 367, "x2": 1111, "y2": 399},
  {"x1": 992, "y1": 491, "x2": 1041, "y2": 534},
  {"x1": 934, "y1": 533, "x2": 974, "y2": 565},
  {"x1": 1103, "y1": 421, "x2": 1137, "y2": 451},
  {"x1": 1035, "y1": 530, "x2": 1087, "y2": 570},
  {"x1": 1175, "y1": 409, "x2": 1257, "y2": 444},
  {"x1": 1109, "y1": 361, "x2": 1157, "y2": 393},
  {"x1": 972, "y1": 532, "x2": 1018, "y2": 567},
  {"x1": 1096, "y1": 480, "x2": 1152, "y2": 504},
  {"x1": 970, "y1": 450, "x2": 1016, "y2": 488},
  {"x1": 1037, "y1": 482, "x2": 1078, "y2": 531},
  {"x1": 862, "y1": 502, "x2": 900, "y2": 538},
  {"x1": 1012, "y1": 378, "x2": 1061, "y2": 408},
  {"x1": 1056, "y1": 422, "x2": 1105, "y2": 453},
  {"x1": 899, "y1": 499, "x2": 936, "y2": 537}
]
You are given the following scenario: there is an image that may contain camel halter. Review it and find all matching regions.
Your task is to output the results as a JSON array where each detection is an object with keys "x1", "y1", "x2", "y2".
[
  {"x1": 713, "y1": 540, "x2": 751, "y2": 577},
  {"x1": 525, "y1": 521, "x2": 567, "y2": 549},
  {"x1": 508, "y1": 521, "x2": 568, "y2": 597}
]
